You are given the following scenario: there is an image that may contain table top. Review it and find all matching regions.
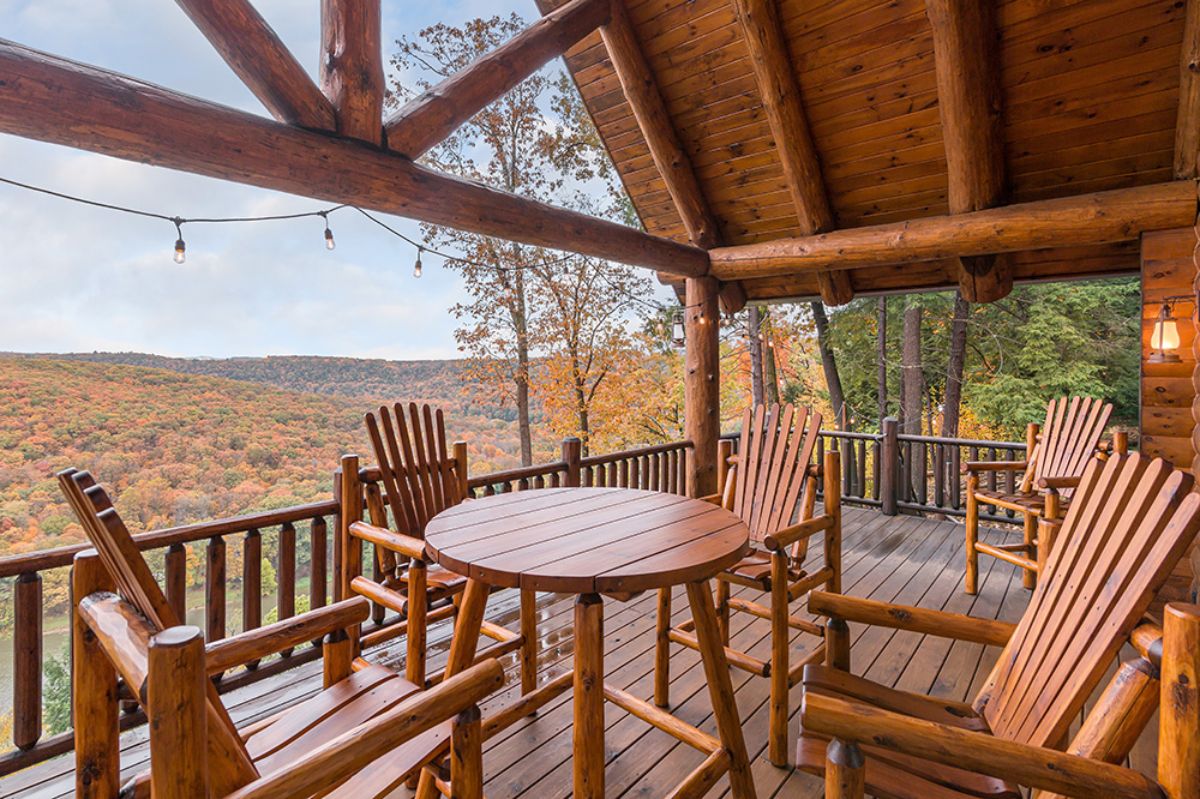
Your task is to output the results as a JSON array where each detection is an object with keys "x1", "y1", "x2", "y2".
[{"x1": 425, "y1": 488, "x2": 751, "y2": 594}]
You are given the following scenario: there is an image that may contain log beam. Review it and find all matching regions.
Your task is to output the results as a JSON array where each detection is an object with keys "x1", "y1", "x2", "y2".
[
  {"x1": 925, "y1": 0, "x2": 1009, "y2": 302},
  {"x1": 173, "y1": 0, "x2": 335, "y2": 131},
  {"x1": 732, "y1": 0, "x2": 852, "y2": 306},
  {"x1": 386, "y1": 0, "x2": 611, "y2": 159},
  {"x1": 1175, "y1": 0, "x2": 1200, "y2": 178},
  {"x1": 599, "y1": 0, "x2": 720, "y2": 250},
  {"x1": 0, "y1": 39, "x2": 709, "y2": 277},
  {"x1": 708, "y1": 181, "x2": 1198, "y2": 280},
  {"x1": 320, "y1": 0, "x2": 384, "y2": 145}
]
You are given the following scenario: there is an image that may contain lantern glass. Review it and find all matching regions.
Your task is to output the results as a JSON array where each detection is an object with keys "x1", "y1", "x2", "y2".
[{"x1": 1151, "y1": 318, "x2": 1180, "y2": 352}]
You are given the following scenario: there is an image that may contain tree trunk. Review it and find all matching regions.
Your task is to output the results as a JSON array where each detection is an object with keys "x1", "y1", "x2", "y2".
[
  {"x1": 901, "y1": 300, "x2": 923, "y2": 436},
  {"x1": 763, "y1": 304, "x2": 782, "y2": 405},
  {"x1": 877, "y1": 297, "x2": 888, "y2": 426},
  {"x1": 940, "y1": 291, "x2": 970, "y2": 438},
  {"x1": 811, "y1": 302, "x2": 848, "y2": 430},
  {"x1": 748, "y1": 305, "x2": 765, "y2": 406},
  {"x1": 511, "y1": 248, "x2": 533, "y2": 466}
]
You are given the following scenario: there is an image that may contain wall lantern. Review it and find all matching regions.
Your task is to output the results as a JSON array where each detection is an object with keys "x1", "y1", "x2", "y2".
[
  {"x1": 672, "y1": 309, "x2": 686, "y2": 348},
  {"x1": 1149, "y1": 296, "x2": 1191, "y2": 364}
]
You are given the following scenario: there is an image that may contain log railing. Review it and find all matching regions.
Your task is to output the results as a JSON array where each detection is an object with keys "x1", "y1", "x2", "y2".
[
  {"x1": 722, "y1": 417, "x2": 1028, "y2": 523},
  {"x1": 0, "y1": 436, "x2": 693, "y2": 775}
]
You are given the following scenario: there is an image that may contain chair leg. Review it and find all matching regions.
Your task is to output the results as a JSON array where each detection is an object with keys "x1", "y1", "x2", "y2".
[
  {"x1": 716, "y1": 578, "x2": 731, "y2": 645},
  {"x1": 654, "y1": 587, "x2": 671, "y2": 708},
  {"x1": 406, "y1": 562, "x2": 428, "y2": 688},
  {"x1": 1022, "y1": 511, "x2": 1037, "y2": 590},
  {"x1": 769, "y1": 552, "x2": 790, "y2": 767},
  {"x1": 450, "y1": 705, "x2": 484, "y2": 799},
  {"x1": 965, "y1": 477, "x2": 979, "y2": 594},
  {"x1": 519, "y1": 587, "x2": 537, "y2": 697}
]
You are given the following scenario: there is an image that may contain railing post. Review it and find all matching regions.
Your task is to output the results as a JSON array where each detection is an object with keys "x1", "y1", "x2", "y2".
[
  {"x1": 454, "y1": 441, "x2": 470, "y2": 499},
  {"x1": 562, "y1": 437, "x2": 582, "y2": 487},
  {"x1": 13, "y1": 571, "x2": 42, "y2": 751},
  {"x1": 1159, "y1": 602, "x2": 1199, "y2": 799},
  {"x1": 880, "y1": 417, "x2": 899, "y2": 516},
  {"x1": 716, "y1": 438, "x2": 733, "y2": 499}
]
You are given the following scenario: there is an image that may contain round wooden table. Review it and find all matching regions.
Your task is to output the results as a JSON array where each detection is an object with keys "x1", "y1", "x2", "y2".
[{"x1": 425, "y1": 487, "x2": 758, "y2": 799}]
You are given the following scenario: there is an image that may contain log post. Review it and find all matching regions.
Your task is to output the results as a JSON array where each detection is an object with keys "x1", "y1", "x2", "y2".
[
  {"x1": 205, "y1": 536, "x2": 226, "y2": 643},
  {"x1": 685, "y1": 277, "x2": 721, "y2": 498},
  {"x1": 879, "y1": 417, "x2": 899, "y2": 516},
  {"x1": 148, "y1": 626, "x2": 209, "y2": 799},
  {"x1": 825, "y1": 738, "x2": 866, "y2": 799},
  {"x1": 453, "y1": 441, "x2": 470, "y2": 501},
  {"x1": 1158, "y1": 603, "x2": 1200, "y2": 799},
  {"x1": 13, "y1": 572, "x2": 42, "y2": 751},
  {"x1": 562, "y1": 437, "x2": 583, "y2": 487},
  {"x1": 716, "y1": 438, "x2": 733, "y2": 501},
  {"x1": 339, "y1": 454, "x2": 362, "y2": 603},
  {"x1": 320, "y1": 0, "x2": 383, "y2": 145},
  {"x1": 72, "y1": 552, "x2": 120, "y2": 799},
  {"x1": 1175, "y1": 0, "x2": 1200, "y2": 178}
]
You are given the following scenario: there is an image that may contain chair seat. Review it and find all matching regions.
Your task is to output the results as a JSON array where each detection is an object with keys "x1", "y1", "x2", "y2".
[
  {"x1": 387, "y1": 563, "x2": 469, "y2": 598},
  {"x1": 719, "y1": 549, "x2": 805, "y2": 589},
  {"x1": 973, "y1": 487, "x2": 1066, "y2": 516},
  {"x1": 247, "y1": 664, "x2": 448, "y2": 791},
  {"x1": 797, "y1": 666, "x2": 1020, "y2": 799}
]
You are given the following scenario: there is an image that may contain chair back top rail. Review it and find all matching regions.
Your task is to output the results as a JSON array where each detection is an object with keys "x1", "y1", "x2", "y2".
[{"x1": 979, "y1": 452, "x2": 1200, "y2": 748}]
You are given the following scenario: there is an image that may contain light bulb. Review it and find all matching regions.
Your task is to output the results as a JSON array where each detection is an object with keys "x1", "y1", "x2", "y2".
[
  {"x1": 324, "y1": 226, "x2": 335, "y2": 251},
  {"x1": 413, "y1": 249, "x2": 423, "y2": 278},
  {"x1": 173, "y1": 238, "x2": 186, "y2": 264}
]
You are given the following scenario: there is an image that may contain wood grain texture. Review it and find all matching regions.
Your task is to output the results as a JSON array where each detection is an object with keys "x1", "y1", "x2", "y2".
[
  {"x1": 320, "y1": 0, "x2": 384, "y2": 145},
  {"x1": 1176, "y1": 0, "x2": 1200, "y2": 178},
  {"x1": 173, "y1": 0, "x2": 335, "y2": 130},
  {"x1": 685, "y1": 276, "x2": 721, "y2": 497},
  {"x1": 388, "y1": 0, "x2": 610, "y2": 158},
  {"x1": 0, "y1": 40, "x2": 708, "y2": 278}
]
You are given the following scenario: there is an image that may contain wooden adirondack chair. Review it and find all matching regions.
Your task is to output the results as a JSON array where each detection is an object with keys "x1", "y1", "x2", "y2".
[
  {"x1": 964, "y1": 395, "x2": 1118, "y2": 594},
  {"x1": 796, "y1": 450, "x2": 1200, "y2": 799},
  {"x1": 341, "y1": 402, "x2": 536, "y2": 692},
  {"x1": 655, "y1": 403, "x2": 842, "y2": 767},
  {"x1": 60, "y1": 467, "x2": 502, "y2": 799}
]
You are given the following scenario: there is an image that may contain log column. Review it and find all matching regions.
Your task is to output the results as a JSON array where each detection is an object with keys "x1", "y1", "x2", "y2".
[
  {"x1": 685, "y1": 277, "x2": 720, "y2": 498},
  {"x1": 320, "y1": 0, "x2": 384, "y2": 145}
]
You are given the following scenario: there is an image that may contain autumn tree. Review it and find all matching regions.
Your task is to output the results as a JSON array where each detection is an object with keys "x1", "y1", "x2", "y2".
[{"x1": 391, "y1": 16, "x2": 626, "y2": 465}]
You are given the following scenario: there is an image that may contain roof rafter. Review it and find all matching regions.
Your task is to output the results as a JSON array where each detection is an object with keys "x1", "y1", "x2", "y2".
[
  {"x1": 174, "y1": 0, "x2": 335, "y2": 131},
  {"x1": 0, "y1": 39, "x2": 708, "y2": 277},
  {"x1": 593, "y1": 0, "x2": 745, "y2": 311},
  {"x1": 731, "y1": 0, "x2": 852, "y2": 307},
  {"x1": 925, "y1": 0, "x2": 1010, "y2": 303},
  {"x1": 708, "y1": 181, "x2": 1198, "y2": 280},
  {"x1": 320, "y1": 0, "x2": 384, "y2": 145},
  {"x1": 386, "y1": 0, "x2": 612, "y2": 159},
  {"x1": 1174, "y1": 0, "x2": 1200, "y2": 178}
]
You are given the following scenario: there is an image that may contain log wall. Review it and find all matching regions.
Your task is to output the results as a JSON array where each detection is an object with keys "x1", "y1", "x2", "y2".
[{"x1": 1140, "y1": 228, "x2": 1199, "y2": 603}]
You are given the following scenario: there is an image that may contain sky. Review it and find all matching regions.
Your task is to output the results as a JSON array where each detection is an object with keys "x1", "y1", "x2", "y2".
[{"x1": 0, "y1": 0, "x2": 672, "y2": 359}]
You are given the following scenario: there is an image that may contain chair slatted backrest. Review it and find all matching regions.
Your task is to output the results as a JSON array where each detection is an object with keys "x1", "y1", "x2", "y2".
[
  {"x1": 728, "y1": 403, "x2": 822, "y2": 548},
  {"x1": 978, "y1": 452, "x2": 1200, "y2": 748},
  {"x1": 58, "y1": 468, "x2": 259, "y2": 793},
  {"x1": 365, "y1": 403, "x2": 460, "y2": 537},
  {"x1": 1020, "y1": 396, "x2": 1113, "y2": 496}
]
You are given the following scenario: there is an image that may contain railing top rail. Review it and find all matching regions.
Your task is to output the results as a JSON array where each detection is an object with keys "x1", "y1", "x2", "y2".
[
  {"x1": 896, "y1": 433, "x2": 1025, "y2": 449},
  {"x1": 0, "y1": 498, "x2": 338, "y2": 579},
  {"x1": 580, "y1": 439, "x2": 692, "y2": 466},
  {"x1": 467, "y1": 460, "x2": 567, "y2": 488},
  {"x1": 819, "y1": 430, "x2": 880, "y2": 441}
]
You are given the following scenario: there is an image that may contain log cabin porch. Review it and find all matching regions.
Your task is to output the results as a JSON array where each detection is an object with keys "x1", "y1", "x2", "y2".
[{"x1": 2, "y1": 506, "x2": 1073, "y2": 799}]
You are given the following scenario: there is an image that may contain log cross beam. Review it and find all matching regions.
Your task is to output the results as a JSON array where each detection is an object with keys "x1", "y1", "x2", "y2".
[
  {"x1": 173, "y1": 0, "x2": 336, "y2": 131},
  {"x1": 386, "y1": 0, "x2": 612, "y2": 159},
  {"x1": 0, "y1": 39, "x2": 709, "y2": 277},
  {"x1": 706, "y1": 181, "x2": 1199, "y2": 279},
  {"x1": 732, "y1": 0, "x2": 852, "y2": 307},
  {"x1": 925, "y1": 0, "x2": 1009, "y2": 303},
  {"x1": 590, "y1": 0, "x2": 745, "y2": 312}
]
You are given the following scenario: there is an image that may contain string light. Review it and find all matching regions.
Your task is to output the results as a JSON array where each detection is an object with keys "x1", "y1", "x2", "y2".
[
  {"x1": 172, "y1": 217, "x2": 186, "y2": 264},
  {"x1": 413, "y1": 246, "x2": 424, "y2": 278},
  {"x1": 320, "y1": 211, "x2": 335, "y2": 251}
]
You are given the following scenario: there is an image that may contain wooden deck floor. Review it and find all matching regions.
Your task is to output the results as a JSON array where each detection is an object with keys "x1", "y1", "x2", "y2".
[{"x1": 4, "y1": 507, "x2": 1140, "y2": 798}]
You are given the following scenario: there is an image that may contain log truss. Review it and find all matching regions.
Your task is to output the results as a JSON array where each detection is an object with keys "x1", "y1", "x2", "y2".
[{"x1": 0, "y1": 0, "x2": 1198, "y2": 301}]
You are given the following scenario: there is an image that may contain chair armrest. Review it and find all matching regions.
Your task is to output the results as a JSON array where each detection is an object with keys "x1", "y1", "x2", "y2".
[
  {"x1": 1038, "y1": 475, "x2": 1081, "y2": 491},
  {"x1": 800, "y1": 692, "x2": 1163, "y2": 799},
  {"x1": 698, "y1": 492, "x2": 723, "y2": 505},
  {"x1": 764, "y1": 515, "x2": 834, "y2": 552},
  {"x1": 963, "y1": 460, "x2": 1028, "y2": 474},
  {"x1": 807, "y1": 591, "x2": 1015, "y2": 646},
  {"x1": 226, "y1": 659, "x2": 505, "y2": 799},
  {"x1": 350, "y1": 520, "x2": 427, "y2": 560},
  {"x1": 205, "y1": 598, "x2": 369, "y2": 675}
]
